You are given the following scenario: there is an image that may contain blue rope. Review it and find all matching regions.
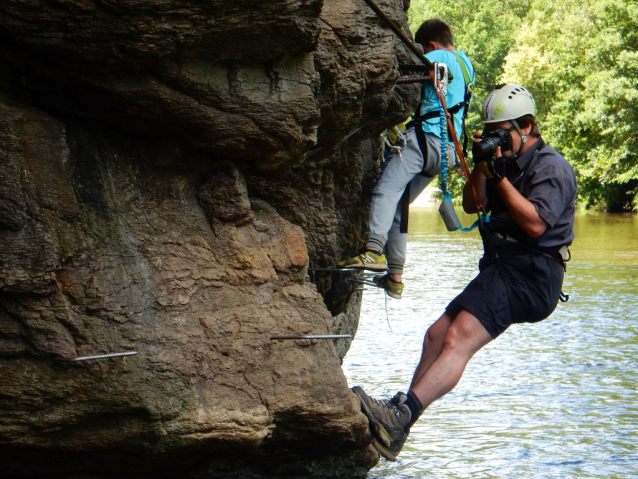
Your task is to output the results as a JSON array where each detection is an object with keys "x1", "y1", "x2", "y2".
[
  {"x1": 439, "y1": 106, "x2": 448, "y2": 196},
  {"x1": 457, "y1": 213, "x2": 490, "y2": 232}
]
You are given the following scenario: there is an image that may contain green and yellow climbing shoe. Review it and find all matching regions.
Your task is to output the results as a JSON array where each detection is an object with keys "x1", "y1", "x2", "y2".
[
  {"x1": 337, "y1": 249, "x2": 388, "y2": 271},
  {"x1": 373, "y1": 274, "x2": 404, "y2": 299}
]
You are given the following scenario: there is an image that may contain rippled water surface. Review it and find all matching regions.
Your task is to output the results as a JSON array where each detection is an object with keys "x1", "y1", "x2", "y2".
[{"x1": 342, "y1": 207, "x2": 638, "y2": 478}]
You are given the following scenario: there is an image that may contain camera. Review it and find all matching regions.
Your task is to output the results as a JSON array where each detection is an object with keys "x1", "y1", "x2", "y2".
[{"x1": 472, "y1": 128, "x2": 513, "y2": 160}]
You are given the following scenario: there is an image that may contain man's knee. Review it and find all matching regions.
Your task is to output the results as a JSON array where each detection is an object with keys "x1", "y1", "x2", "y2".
[
  {"x1": 423, "y1": 313, "x2": 453, "y2": 350},
  {"x1": 441, "y1": 325, "x2": 466, "y2": 352},
  {"x1": 441, "y1": 311, "x2": 491, "y2": 353}
]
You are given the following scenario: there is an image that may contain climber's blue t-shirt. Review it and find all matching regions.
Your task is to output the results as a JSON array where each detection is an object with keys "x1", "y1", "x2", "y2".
[{"x1": 419, "y1": 50, "x2": 474, "y2": 141}]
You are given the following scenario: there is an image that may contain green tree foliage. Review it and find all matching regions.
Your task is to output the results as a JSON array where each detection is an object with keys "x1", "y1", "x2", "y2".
[
  {"x1": 502, "y1": 0, "x2": 638, "y2": 210},
  {"x1": 406, "y1": 0, "x2": 638, "y2": 210}
]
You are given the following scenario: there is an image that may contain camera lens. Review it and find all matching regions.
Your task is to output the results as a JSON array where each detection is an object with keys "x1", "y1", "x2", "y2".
[{"x1": 472, "y1": 136, "x2": 502, "y2": 159}]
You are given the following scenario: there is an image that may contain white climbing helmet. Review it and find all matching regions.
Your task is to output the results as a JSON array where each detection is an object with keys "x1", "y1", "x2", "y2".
[{"x1": 480, "y1": 84, "x2": 536, "y2": 123}]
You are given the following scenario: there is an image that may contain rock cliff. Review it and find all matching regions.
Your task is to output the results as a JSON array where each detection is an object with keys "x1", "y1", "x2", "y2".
[{"x1": 0, "y1": 0, "x2": 420, "y2": 477}]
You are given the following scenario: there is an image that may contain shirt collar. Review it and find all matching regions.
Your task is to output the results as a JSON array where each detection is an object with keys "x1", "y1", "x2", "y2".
[
  {"x1": 506, "y1": 137, "x2": 544, "y2": 181},
  {"x1": 514, "y1": 137, "x2": 543, "y2": 170}
]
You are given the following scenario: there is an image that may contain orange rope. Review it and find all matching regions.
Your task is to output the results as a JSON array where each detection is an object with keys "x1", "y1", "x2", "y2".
[{"x1": 429, "y1": 69, "x2": 485, "y2": 214}]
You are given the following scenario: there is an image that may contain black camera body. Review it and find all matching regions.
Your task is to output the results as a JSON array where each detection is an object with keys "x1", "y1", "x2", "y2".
[{"x1": 472, "y1": 128, "x2": 513, "y2": 160}]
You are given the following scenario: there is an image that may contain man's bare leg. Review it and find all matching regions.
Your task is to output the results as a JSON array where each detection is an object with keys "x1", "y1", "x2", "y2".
[
  {"x1": 351, "y1": 310, "x2": 492, "y2": 461},
  {"x1": 410, "y1": 309, "x2": 493, "y2": 410},
  {"x1": 409, "y1": 312, "x2": 454, "y2": 389}
]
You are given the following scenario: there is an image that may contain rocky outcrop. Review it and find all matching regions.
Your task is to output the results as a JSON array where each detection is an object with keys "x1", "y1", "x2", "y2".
[{"x1": 0, "y1": 0, "x2": 419, "y2": 477}]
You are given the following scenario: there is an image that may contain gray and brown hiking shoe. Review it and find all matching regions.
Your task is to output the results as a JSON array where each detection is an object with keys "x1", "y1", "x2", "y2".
[{"x1": 352, "y1": 387, "x2": 411, "y2": 461}]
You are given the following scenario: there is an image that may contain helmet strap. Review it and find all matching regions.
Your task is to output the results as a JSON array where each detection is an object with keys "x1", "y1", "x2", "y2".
[{"x1": 511, "y1": 120, "x2": 526, "y2": 155}]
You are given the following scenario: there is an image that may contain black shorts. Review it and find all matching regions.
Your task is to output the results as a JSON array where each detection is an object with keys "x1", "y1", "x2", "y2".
[{"x1": 446, "y1": 248, "x2": 565, "y2": 338}]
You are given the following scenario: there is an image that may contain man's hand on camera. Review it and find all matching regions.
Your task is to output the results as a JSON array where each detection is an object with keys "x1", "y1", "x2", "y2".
[{"x1": 474, "y1": 146, "x2": 504, "y2": 185}]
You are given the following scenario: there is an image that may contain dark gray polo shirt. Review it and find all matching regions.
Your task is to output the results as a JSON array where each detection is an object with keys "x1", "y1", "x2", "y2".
[{"x1": 487, "y1": 137, "x2": 577, "y2": 249}]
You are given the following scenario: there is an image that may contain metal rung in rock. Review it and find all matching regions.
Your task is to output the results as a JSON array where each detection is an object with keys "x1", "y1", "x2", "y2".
[
  {"x1": 69, "y1": 352, "x2": 138, "y2": 362},
  {"x1": 308, "y1": 268, "x2": 359, "y2": 272},
  {"x1": 270, "y1": 335, "x2": 351, "y2": 340}
]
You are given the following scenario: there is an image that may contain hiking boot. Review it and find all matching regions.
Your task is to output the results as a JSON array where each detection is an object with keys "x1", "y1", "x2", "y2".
[
  {"x1": 337, "y1": 249, "x2": 388, "y2": 271},
  {"x1": 390, "y1": 391, "x2": 407, "y2": 407},
  {"x1": 371, "y1": 391, "x2": 411, "y2": 461},
  {"x1": 352, "y1": 386, "x2": 411, "y2": 461},
  {"x1": 372, "y1": 434, "x2": 409, "y2": 462},
  {"x1": 373, "y1": 274, "x2": 404, "y2": 299}
]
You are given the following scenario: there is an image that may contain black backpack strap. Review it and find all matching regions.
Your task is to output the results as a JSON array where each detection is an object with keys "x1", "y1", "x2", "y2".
[
  {"x1": 411, "y1": 110, "x2": 439, "y2": 124},
  {"x1": 414, "y1": 126, "x2": 435, "y2": 178},
  {"x1": 447, "y1": 101, "x2": 465, "y2": 115},
  {"x1": 399, "y1": 183, "x2": 410, "y2": 234},
  {"x1": 414, "y1": 101, "x2": 464, "y2": 124}
]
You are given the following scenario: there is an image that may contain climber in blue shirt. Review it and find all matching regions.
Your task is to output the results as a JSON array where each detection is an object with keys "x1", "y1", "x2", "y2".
[{"x1": 338, "y1": 19, "x2": 474, "y2": 299}]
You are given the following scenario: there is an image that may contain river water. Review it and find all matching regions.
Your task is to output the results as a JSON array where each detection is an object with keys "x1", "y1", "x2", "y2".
[{"x1": 342, "y1": 207, "x2": 638, "y2": 478}]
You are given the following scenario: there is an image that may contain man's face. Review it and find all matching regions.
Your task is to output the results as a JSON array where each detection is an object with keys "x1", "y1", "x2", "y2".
[{"x1": 483, "y1": 121, "x2": 520, "y2": 159}]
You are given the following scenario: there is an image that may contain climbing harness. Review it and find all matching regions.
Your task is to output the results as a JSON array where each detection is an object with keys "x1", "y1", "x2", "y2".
[
  {"x1": 420, "y1": 59, "x2": 487, "y2": 234},
  {"x1": 406, "y1": 57, "x2": 472, "y2": 155}
]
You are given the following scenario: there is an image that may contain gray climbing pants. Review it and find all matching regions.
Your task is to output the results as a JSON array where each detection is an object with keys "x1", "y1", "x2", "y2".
[{"x1": 366, "y1": 127, "x2": 453, "y2": 275}]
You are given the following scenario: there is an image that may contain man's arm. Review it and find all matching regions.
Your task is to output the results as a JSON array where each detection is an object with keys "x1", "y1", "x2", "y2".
[
  {"x1": 462, "y1": 167, "x2": 488, "y2": 213},
  {"x1": 493, "y1": 179, "x2": 549, "y2": 238}
]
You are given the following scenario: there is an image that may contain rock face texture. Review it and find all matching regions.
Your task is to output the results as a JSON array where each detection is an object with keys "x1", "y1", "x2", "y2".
[{"x1": 0, "y1": 0, "x2": 419, "y2": 477}]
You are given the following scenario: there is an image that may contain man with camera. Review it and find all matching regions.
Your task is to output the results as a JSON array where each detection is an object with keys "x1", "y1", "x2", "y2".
[
  {"x1": 352, "y1": 84, "x2": 577, "y2": 461},
  {"x1": 337, "y1": 19, "x2": 475, "y2": 299}
]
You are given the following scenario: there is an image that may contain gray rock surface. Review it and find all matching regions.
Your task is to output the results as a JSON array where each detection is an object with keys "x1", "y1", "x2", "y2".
[{"x1": 0, "y1": 0, "x2": 420, "y2": 477}]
